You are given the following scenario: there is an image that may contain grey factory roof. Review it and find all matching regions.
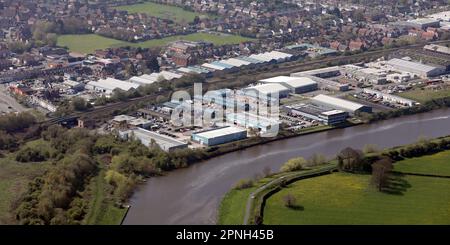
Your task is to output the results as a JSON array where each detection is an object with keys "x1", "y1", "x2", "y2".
[
  {"x1": 244, "y1": 83, "x2": 290, "y2": 95},
  {"x1": 113, "y1": 114, "x2": 136, "y2": 122},
  {"x1": 259, "y1": 76, "x2": 317, "y2": 88},
  {"x1": 312, "y1": 94, "x2": 366, "y2": 112},
  {"x1": 130, "y1": 128, "x2": 187, "y2": 149},
  {"x1": 387, "y1": 58, "x2": 441, "y2": 74},
  {"x1": 87, "y1": 78, "x2": 139, "y2": 92},
  {"x1": 291, "y1": 66, "x2": 341, "y2": 77},
  {"x1": 193, "y1": 126, "x2": 247, "y2": 139}
]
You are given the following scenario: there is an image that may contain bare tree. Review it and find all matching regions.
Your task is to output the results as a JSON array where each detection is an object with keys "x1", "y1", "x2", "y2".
[
  {"x1": 371, "y1": 157, "x2": 393, "y2": 191},
  {"x1": 308, "y1": 153, "x2": 327, "y2": 167},
  {"x1": 337, "y1": 147, "x2": 364, "y2": 172},
  {"x1": 283, "y1": 193, "x2": 297, "y2": 208},
  {"x1": 262, "y1": 166, "x2": 272, "y2": 177}
]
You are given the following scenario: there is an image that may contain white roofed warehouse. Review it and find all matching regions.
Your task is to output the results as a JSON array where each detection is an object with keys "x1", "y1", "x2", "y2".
[
  {"x1": 243, "y1": 83, "x2": 291, "y2": 99},
  {"x1": 86, "y1": 78, "x2": 139, "y2": 95},
  {"x1": 191, "y1": 126, "x2": 247, "y2": 146},
  {"x1": 312, "y1": 94, "x2": 372, "y2": 114},
  {"x1": 259, "y1": 76, "x2": 318, "y2": 94},
  {"x1": 386, "y1": 58, "x2": 446, "y2": 78}
]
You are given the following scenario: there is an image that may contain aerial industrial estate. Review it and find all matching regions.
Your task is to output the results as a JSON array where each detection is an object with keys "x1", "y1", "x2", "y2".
[{"x1": 1, "y1": 0, "x2": 450, "y2": 231}]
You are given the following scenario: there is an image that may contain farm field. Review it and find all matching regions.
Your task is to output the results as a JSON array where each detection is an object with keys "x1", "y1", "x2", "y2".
[
  {"x1": 57, "y1": 33, "x2": 253, "y2": 54},
  {"x1": 263, "y1": 172, "x2": 450, "y2": 224},
  {"x1": 218, "y1": 149, "x2": 450, "y2": 225},
  {"x1": 115, "y1": 1, "x2": 213, "y2": 24},
  {"x1": 394, "y1": 150, "x2": 450, "y2": 176}
]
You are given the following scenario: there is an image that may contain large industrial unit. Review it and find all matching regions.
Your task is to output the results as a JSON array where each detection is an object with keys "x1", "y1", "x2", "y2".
[
  {"x1": 249, "y1": 51, "x2": 293, "y2": 63},
  {"x1": 243, "y1": 83, "x2": 291, "y2": 99},
  {"x1": 129, "y1": 75, "x2": 159, "y2": 86},
  {"x1": 291, "y1": 67, "x2": 349, "y2": 91},
  {"x1": 311, "y1": 94, "x2": 372, "y2": 114},
  {"x1": 259, "y1": 76, "x2": 318, "y2": 94},
  {"x1": 119, "y1": 128, "x2": 188, "y2": 152},
  {"x1": 292, "y1": 66, "x2": 341, "y2": 78},
  {"x1": 285, "y1": 104, "x2": 349, "y2": 126},
  {"x1": 386, "y1": 58, "x2": 446, "y2": 78},
  {"x1": 191, "y1": 126, "x2": 248, "y2": 146},
  {"x1": 226, "y1": 112, "x2": 280, "y2": 133},
  {"x1": 86, "y1": 78, "x2": 139, "y2": 95},
  {"x1": 342, "y1": 66, "x2": 388, "y2": 85}
]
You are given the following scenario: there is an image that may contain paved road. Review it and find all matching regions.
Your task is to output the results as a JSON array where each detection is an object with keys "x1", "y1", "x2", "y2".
[{"x1": 0, "y1": 85, "x2": 27, "y2": 114}]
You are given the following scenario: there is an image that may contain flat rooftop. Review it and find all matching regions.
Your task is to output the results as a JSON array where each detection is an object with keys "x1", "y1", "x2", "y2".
[
  {"x1": 132, "y1": 128, "x2": 187, "y2": 147},
  {"x1": 113, "y1": 115, "x2": 136, "y2": 122},
  {"x1": 312, "y1": 94, "x2": 366, "y2": 112},
  {"x1": 260, "y1": 76, "x2": 317, "y2": 88},
  {"x1": 194, "y1": 126, "x2": 247, "y2": 139}
]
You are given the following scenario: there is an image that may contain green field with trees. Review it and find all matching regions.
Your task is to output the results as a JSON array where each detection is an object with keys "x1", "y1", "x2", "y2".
[
  {"x1": 218, "y1": 136, "x2": 450, "y2": 225},
  {"x1": 115, "y1": 2, "x2": 212, "y2": 24},
  {"x1": 263, "y1": 173, "x2": 450, "y2": 224},
  {"x1": 57, "y1": 32, "x2": 253, "y2": 54}
]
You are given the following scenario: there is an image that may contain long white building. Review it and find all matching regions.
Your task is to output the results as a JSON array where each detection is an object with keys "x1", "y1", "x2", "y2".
[
  {"x1": 386, "y1": 58, "x2": 446, "y2": 78},
  {"x1": 259, "y1": 76, "x2": 318, "y2": 94},
  {"x1": 312, "y1": 94, "x2": 372, "y2": 114},
  {"x1": 86, "y1": 78, "x2": 139, "y2": 95}
]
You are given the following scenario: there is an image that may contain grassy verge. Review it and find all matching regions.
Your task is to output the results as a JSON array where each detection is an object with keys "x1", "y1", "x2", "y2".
[
  {"x1": 218, "y1": 187, "x2": 256, "y2": 225},
  {"x1": 84, "y1": 170, "x2": 128, "y2": 225}
]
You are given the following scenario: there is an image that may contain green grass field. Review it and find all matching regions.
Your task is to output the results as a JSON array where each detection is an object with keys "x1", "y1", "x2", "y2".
[
  {"x1": 397, "y1": 88, "x2": 450, "y2": 103},
  {"x1": 218, "y1": 149, "x2": 450, "y2": 225},
  {"x1": 57, "y1": 34, "x2": 125, "y2": 54},
  {"x1": 263, "y1": 173, "x2": 450, "y2": 224},
  {"x1": 115, "y1": 2, "x2": 212, "y2": 24},
  {"x1": 394, "y1": 150, "x2": 450, "y2": 176},
  {"x1": 57, "y1": 33, "x2": 253, "y2": 54}
]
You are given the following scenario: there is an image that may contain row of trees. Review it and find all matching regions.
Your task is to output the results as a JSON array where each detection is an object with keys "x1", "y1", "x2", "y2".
[
  {"x1": 9, "y1": 18, "x2": 90, "y2": 54},
  {"x1": 0, "y1": 112, "x2": 36, "y2": 133},
  {"x1": 339, "y1": 137, "x2": 450, "y2": 192}
]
